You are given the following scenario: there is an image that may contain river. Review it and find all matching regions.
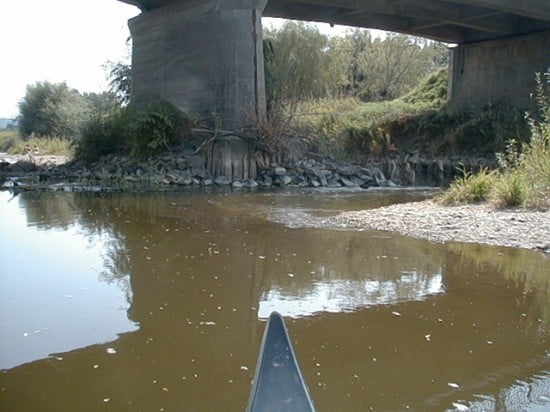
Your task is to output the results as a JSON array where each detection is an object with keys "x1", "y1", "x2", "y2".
[{"x1": 0, "y1": 189, "x2": 549, "y2": 411}]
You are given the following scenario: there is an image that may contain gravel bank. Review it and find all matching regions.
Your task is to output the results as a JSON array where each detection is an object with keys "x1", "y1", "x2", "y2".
[{"x1": 328, "y1": 200, "x2": 550, "y2": 252}]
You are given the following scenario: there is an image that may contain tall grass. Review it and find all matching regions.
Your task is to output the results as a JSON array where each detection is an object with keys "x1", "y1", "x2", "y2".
[
  {"x1": 0, "y1": 129, "x2": 71, "y2": 156},
  {"x1": 437, "y1": 168, "x2": 495, "y2": 204},
  {"x1": 290, "y1": 69, "x2": 529, "y2": 158}
]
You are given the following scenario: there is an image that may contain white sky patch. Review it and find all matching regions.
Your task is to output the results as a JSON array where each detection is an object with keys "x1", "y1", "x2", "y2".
[{"x1": 0, "y1": 0, "x2": 140, "y2": 118}]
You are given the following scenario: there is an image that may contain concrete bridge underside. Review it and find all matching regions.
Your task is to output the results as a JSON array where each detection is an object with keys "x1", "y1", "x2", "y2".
[{"x1": 119, "y1": 0, "x2": 550, "y2": 127}]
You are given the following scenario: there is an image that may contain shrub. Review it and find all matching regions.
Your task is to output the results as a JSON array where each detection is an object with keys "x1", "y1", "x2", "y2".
[
  {"x1": 73, "y1": 99, "x2": 191, "y2": 162},
  {"x1": 74, "y1": 108, "x2": 130, "y2": 162},
  {"x1": 128, "y1": 100, "x2": 191, "y2": 159}
]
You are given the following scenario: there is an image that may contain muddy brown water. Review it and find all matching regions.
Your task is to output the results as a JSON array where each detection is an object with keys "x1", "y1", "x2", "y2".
[{"x1": 0, "y1": 189, "x2": 549, "y2": 411}]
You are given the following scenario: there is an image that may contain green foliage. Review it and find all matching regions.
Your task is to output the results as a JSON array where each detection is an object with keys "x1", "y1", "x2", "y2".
[
  {"x1": 401, "y1": 67, "x2": 448, "y2": 107},
  {"x1": 18, "y1": 81, "x2": 91, "y2": 139},
  {"x1": 105, "y1": 61, "x2": 131, "y2": 105},
  {"x1": 73, "y1": 100, "x2": 191, "y2": 162},
  {"x1": 292, "y1": 70, "x2": 449, "y2": 158},
  {"x1": 437, "y1": 168, "x2": 495, "y2": 205},
  {"x1": 491, "y1": 171, "x2": 528, "y2": 207},
  {"x1": 83, "y1": 91, "x2": 119, "y2": 116},
  {"x1": 327, "y1": 31, "x2": 448, "y2": 102},
  {"x1": 129, "y1": 100, "x2": 190, "y2": 159},
  {"x1": 264, "y1": 22, "x2": 332, "y2": 106},
  {"x1": 74, "y1": 108, "x2": 131, "y2": 162},
  {"x1": 264, "y1": 23, "x2": 448, "y2": 111}
]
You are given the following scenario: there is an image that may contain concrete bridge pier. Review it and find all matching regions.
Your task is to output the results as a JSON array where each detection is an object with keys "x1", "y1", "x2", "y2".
[
  {"x1": 449, "y1": 31, "x2": 550, "y2": 107},
  {"x1": 129, "y1": 0, "x2": 268, "y2": 128}
]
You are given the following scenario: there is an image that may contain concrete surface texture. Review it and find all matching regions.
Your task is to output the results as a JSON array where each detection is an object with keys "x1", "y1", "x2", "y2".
[
  {"x1": 449, "y1": 31, "x2": 550, "y2": 107},
  {"x1": 129, "y1": 0, "x2": 268, "y2": 128}
]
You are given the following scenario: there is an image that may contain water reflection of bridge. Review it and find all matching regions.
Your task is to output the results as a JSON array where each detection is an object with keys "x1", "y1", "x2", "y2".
[{"x1": 2, "y1": 192, "x2": 549, "y2": 410}]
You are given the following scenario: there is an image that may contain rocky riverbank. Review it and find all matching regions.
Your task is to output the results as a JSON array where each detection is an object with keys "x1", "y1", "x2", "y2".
[
  {"x1": 277, "y1": 200, "x2": 550, "y2": 253},
  {"x1": 2, "y1": 149, "x2": 547, "y2": 253},
  {"x1": 1, "y1": 144, "x2": 496, "y2": 192}
]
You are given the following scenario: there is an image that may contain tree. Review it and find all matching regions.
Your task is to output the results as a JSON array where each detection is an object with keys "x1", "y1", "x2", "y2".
[
  {"x1": 326, "y1": 31, "x2": 449, "y2": 101},
  {"x1": 105, "y1": 61, "x2": 131, "y2": 106},
  {"x1": 264, "y1": 22, "x2": 332, "y2": 105},
  {"x1": 18, "y1": 81, "x2": 90, "y2": 139}
]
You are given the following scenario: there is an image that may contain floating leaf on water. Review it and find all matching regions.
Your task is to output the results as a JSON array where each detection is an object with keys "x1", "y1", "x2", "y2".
[
  {"x1": 486, "y1": 340, "x2": 493, "y2": 345},
  {"x1": 240, "y1": 366, "x2": 249, "y2": 371},
  {"x1": 106, "y1": 348, "x2": 117, "y2": 354},
  {"x1": 199, "y1": 321, "x2": 216, "y2": 326},
  {"x1": 55, "y1": 356, "x2": 63, "y2": 361},
  {"x1": 23, "y1": 332, "x2": 28, "y2": 337},
  {"x1": 93, "y1": 364, "x2": 99, "y2": 369},
  {"x1": 162, "y1": 387, "x2": 169, "y2": 392},
  {"x1": 448, "y1": 382, "x2": 460, "y2": 388},
  {"x1": 425, "y1": 334, "x2": 431, "y2": 342},
  {"x1": 103, "y1": 398, "x2": 110, "y2": 403},
  {"x1": 258, "y1": 256, "x2": 266, "y2": 259},
  {"x1": 392, "y1": 311, "x2": 402, "y2": 317},
  {"x1": 287, "y1": 273, "x2": 295, "y2": 278}
]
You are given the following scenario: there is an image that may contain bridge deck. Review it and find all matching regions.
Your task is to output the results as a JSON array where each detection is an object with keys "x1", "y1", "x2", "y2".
[{"x1": 119, "y1": 0, "x2": 550, "y2": 44}]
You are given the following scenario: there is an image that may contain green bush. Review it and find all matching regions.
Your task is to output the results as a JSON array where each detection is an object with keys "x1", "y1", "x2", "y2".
[
  {"x1": 73, "y1": 99, "x2": 191, "y2": 162},
  {"x1": 128, "y1": 100, "x2": 190, "y2": 159},
  {"x1": 74, "y1": 108, "x2": 130, "y2": 162}
]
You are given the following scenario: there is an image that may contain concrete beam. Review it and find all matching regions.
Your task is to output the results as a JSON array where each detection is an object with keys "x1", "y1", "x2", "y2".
[
  {"x1": 129, "y1": 0, "x2": 268, "y2": 128},
  {"x1": 443, "y1": 0, "x2": 550, "y2": 21},
  {"x1": 449, "y1": 30, "x2": 550, "y2": 107}
]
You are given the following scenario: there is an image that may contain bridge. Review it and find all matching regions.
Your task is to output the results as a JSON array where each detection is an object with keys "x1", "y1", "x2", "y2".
[{"x1": 118, "y1": 0, "x2": 550, "y2": 126}]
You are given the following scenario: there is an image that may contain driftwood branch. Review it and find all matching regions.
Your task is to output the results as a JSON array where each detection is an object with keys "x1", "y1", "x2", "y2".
[{"x1": 189, "y1": 128, "x2": 258, "y2": 155}]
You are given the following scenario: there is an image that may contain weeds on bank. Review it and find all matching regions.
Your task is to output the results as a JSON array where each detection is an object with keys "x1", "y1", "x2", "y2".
[
  {"x1": 0, "y1": 129, "x2": 72, "y2": 156},
  {"x1": 437, "y1": 168, "x2": 495, "y2": 204},
  {"x1": 291, "y1": 69, "x2": 530, "y2": 159},
  {"x1": 438, "y1": 72, "x2": 550, "y2": 209}
]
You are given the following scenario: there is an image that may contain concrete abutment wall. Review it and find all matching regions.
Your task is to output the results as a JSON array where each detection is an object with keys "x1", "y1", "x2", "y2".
[
  {"x1": 129, "y1": 0, "x2": 268, "y2": 129},
  {"x1": 449, "y1": 31, "x2": 550, "y2": 108}
]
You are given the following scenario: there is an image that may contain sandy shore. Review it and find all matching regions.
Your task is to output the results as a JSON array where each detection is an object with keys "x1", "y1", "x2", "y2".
[{"x1": 327, "y1": 200, "x2": 550, "y2": 253}]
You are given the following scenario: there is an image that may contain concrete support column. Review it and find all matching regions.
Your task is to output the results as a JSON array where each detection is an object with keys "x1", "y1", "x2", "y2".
[
  {"x1": 129, "y1": 0, "x2": 268, "y2": 128},
  {"x1": 449, "y1": 31, "x2": 550, "y2": 107}
]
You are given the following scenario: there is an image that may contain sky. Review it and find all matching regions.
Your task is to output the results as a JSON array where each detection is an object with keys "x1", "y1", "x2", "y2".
[{"x1": 0, "y1": 0, "x2": 360, "y2": 119}]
